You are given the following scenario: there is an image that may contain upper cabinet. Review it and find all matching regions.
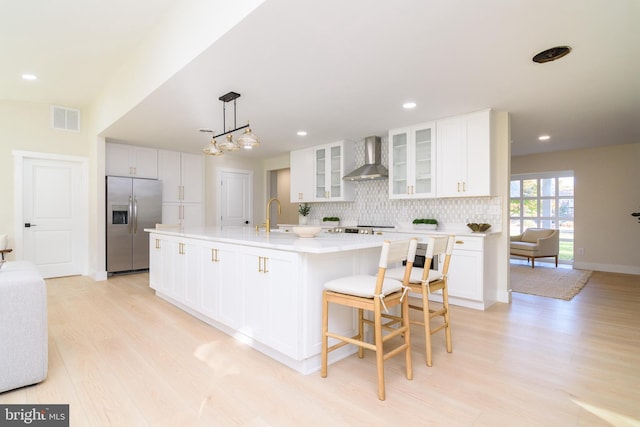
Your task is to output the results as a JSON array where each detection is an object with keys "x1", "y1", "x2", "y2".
[
  {"x1": 106, "y1": 143, "x2": 158, "y2": 179},
  {"x1": 158, "y1": 150, "x2": 204, "y2": 228},
  {"x1": 290, "y1": 147, "x2": 315, "y2": 203},
  {"x1": 436, "y1": 109, "x2": 492, "y2": 197},
  {"x1": 314, "y1": 141, "x2": 355, "y2": 202},
  {"x1": 388, "y1": 122, "x2": 436, "y2": 199},
  {"x1": 158, "y1": 150, "x2": 203, "y2": 204}
]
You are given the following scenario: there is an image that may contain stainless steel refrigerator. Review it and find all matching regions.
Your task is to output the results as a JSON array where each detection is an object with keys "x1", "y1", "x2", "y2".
[{"x1": 106, "y1": 176, "x2": 162, "y2": 274}]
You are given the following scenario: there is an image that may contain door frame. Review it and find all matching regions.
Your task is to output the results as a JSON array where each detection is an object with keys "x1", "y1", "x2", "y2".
[
  {"x1": 12, "y1": 150, "x2": 89, "y2": 275},
  {"x1": 216, "y1": 167, "x2": 253, "y2": 227}
]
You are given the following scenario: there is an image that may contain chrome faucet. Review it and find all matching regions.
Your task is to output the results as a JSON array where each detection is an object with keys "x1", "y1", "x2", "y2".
[{"x1": 264, "y1": 197, "x2": 281, "y2": 235}]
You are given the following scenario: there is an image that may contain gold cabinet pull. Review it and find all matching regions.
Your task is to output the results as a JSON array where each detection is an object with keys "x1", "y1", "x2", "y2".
[
  {"x1": 178, "y1": 242, "x2": 185, "y2": 254},
  {"x1": 257, "y1": 256, "x2": 269, "y2": 273},
  {"x1": 211, "y1": 248, "x2": 219, "y2": 262},
  {"x1": 455, "y1": 240, "x2": 464, "y2": 245},
  {"x1": 155, "y1": 239, "x2": 161, "y2": 249}
]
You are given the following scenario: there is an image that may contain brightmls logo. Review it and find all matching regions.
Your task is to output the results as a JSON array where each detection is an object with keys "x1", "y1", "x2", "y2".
[{"x1": 0, "y1": 405, "x2": 68, "y2": 426}]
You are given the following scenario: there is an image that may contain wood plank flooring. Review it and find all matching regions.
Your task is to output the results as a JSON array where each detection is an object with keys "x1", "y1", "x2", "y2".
[{"x1": 1, "y1": 270, "x2": 639, "y2": 426}]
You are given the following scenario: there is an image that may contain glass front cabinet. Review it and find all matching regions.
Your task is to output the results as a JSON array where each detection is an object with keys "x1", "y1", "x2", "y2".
[
  {"x1": 314, "y1": 141, "x2": 355, "y2": 202},
  {"x1": 388, "y1": 122, "x2": 436, "y2": 199}
]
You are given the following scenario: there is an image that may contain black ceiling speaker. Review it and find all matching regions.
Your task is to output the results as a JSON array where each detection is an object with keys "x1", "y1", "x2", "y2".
[{"x1": 532, "y1": 46, "x2": 572, "y2": 63}]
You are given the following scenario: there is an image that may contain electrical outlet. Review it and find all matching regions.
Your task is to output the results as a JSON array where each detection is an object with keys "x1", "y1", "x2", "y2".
[{"x1": 577, "y1": 248, "x2": 584, "y2": 256}]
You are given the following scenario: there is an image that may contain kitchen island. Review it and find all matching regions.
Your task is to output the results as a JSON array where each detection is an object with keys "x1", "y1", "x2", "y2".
[{"x1": 146, "y1": 226, "x2": 408, "y2": 374}]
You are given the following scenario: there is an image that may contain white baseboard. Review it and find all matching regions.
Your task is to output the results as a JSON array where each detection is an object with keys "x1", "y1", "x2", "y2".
[
  {"x1": 93, "y1": 270, "x2": 108, "y2": 281},
  {"x1": 573, "y1": 262, "x2": 640, "y2": 276}
]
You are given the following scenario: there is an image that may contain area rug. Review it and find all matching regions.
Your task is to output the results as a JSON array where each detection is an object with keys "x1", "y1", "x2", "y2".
[{"x1": 510, "y1": 264, "x2": 593, "y2": 300}]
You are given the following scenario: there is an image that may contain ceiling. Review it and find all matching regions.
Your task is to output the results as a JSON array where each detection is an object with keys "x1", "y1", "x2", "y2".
[{"x1": 3, "y1": 0, "x2": 639, "y2": 158}]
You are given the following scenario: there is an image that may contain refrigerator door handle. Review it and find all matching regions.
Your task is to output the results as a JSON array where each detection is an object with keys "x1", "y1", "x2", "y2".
[
  {"x1": 133, "y1": 197, "x2": 138, "y2": 234},
  {"x1": 128, "y1": 195, "x2": 133, "y2": 234}
]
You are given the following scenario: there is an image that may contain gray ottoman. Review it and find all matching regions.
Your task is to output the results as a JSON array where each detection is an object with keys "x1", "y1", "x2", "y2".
[{"x1": 0, "y1": 261, "x2": 48, "y2": 393}]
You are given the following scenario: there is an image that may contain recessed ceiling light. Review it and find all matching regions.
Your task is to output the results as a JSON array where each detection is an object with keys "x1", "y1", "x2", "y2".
[
  {"x1": 21, "y1": 73, "x2": 37, "y2": 81},
  {"x1": 538, "y1": 135, "x2": 551, "y2": 141},
  {"x1": 297, "y1": 131, "x2": 307, "y2": 136},
  {"x1": 402, "y1": 102, "x2": 416, "y2": 109}
]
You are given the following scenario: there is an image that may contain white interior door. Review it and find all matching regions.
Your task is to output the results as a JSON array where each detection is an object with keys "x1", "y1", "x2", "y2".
[
  {"x1": 20, "y1": 156, "x2": 86, "y2": 278},
  {"x1": 218, "y1": 169, "x2": 252, "y2": 227}
]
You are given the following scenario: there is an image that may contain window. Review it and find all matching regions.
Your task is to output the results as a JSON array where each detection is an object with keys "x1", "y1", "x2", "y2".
[{"x1": 510, "y1": 171, "x2": 574, "y2": 263}]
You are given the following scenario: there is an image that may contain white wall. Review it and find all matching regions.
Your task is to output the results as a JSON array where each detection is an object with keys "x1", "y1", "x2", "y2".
[
  {"x1": 511, "y1": 143, "x2": 640, "y2": 274},
  {"x1": 0, "y1": 100, "x2": 89, "y2": 261}
]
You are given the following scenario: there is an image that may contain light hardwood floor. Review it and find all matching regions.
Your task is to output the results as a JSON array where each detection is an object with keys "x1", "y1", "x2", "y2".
[{"x1": 1, "y1": 269, "x2": 639, "y2": 426}]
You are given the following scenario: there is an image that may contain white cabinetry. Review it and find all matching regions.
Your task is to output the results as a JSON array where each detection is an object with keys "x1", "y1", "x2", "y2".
[
  {"x1": 432, "y1": 234, "x2": 497, "y2": 310},
  {"x1": 240, "y1": 247, "x2": 300, "y2": 359},
  {"x1": 150, "y1": 234, "x2": 242, "y2": 327},
  {"x1": 445, "y1": 236, "x2": 484, "y2": 301},
  {"x1": 290, "y1": 148, "x2": 315, "y2": 202},
  {"x1": 388, "y1": 122, "x2": 436, "y2": 199},
  {"x1": 158, "y1": 150, "x2": 203, "y2": 228},
  {"x1": 314, "y1": 141, "x2": 355, "y2": 201},
  {"x1": 200, "y1": 241, "x2": 241, "y2": 328},
  {"x1": 436, "y1": 109, "x2": 492, "y2": 197},
  {"x1": 106, "y1": 143, "x2": 158, "y2": 179}
]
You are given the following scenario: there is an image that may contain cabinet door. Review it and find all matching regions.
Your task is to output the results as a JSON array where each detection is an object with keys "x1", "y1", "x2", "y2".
[
  {"x1": 215, "y1": 245, "x2": 242, "y2": 329},
  {"x1": 463, "y1": 110, "x2": 491, "y2": 197},
  {"x1": 313, "y1": 141, "x2": 354, "y2": 202},
  {"x1": 171, "y1": 240, "x2": 188, "y2": 302},
  {"x1": 436, "y1": 116, "x2": 465, "y2": 197},
  {"x1": 436, "y1": 110, "x2": 491, "y2": 197},
  {"x1": 328, "y1": 144, "x2": 342, "y2": 199},
  {"x1": 200, "y1": 243, "x2": 238, "y2": 322},
  {"x1": 161, "y1": 203, "x2": 181, "y2": 226},
  {"x1": 412, "y1": 123, "x2": 436, "y2": 197},
  {"x1": 149, "y1": 234, "x2": 162, "y2": 290},
  {"x1": 106, "y1": 143, "x2": 158, "y2": 178},
  {"x1": 159, "y1": 237, "x2": 176, "y2": 297},
  {"x1": 240, "y1": 248, "x2": 300, "y2": 358},
  {"x1": 314, "y1": 147, "x2": 328, "y2": 199},
  {"x1": 389, "y1": 123, "x2": 436, "y2": 199},
  {"x1": 290, "y1": 148, "x2": 315, "y2": 202},
  {"x1": 445, "y1": 237, "x2": 484, "y2": 301},
  {"x1": 182, "y1": 204, "x2": 203, "y2": 229},
  {"x1": 158, "y1": 150, "x2": 182, "y2": 203},
  {"x1": 131, "y1": 146, "x2": 158, "y2": 179},
  {"x1": 106, "y1": 143, "x2": 134, "y2": 177},
  {"x1": 389, "y1": 127, "x2": 410, "y2": 198},
  {"x1": 182, "y1": 240, "x2": 203, "y2": 310},
  {"x1": 181, "y1": 153, "x2": 203, "y2": 204}
]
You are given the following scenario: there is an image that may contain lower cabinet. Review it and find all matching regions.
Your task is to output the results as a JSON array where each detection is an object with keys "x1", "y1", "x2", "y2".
[
  {"x1": 433, "y1": 234, "x2": 497, "y2": 310},
  {"x1": 200, "y1": 241, "x2": 241, "y2": 329},
  {"x1": 446, "y1": 237, "x2": 484, "y2": 301},
  {"x1": 149, "y1": 233, "x2": 300, "y2": 359},
  {"x1": 239, "y1": 247, "x2": 300, "y2": 359}
]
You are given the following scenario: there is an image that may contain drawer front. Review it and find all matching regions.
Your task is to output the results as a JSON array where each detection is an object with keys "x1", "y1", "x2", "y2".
[{"x1": 452, "y1": 236, "x2": 483, "y2": 251}]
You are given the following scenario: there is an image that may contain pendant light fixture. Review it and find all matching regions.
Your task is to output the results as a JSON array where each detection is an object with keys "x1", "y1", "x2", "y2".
[{"x1": 201, "y1": 91, "x2": 259, "y2": 155}]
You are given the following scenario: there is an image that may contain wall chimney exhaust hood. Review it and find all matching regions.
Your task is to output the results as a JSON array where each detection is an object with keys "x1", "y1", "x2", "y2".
[{"x1": 342, "y1": 136, "x2": 388, "y2": 181}]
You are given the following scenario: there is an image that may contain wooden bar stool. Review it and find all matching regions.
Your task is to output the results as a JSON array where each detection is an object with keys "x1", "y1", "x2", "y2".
[
  {"x1": 321, "y1": 238, "x2": 418, "y2": 400},
  {"x1": 386, "y1": 235, "x2": 455, "y2": 366}
]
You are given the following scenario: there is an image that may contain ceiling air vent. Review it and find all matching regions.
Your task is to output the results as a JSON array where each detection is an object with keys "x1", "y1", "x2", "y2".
[
  {"x1": 51, "y1": 105, "x2": 80, "y2": 132},
  {"x1": 532, "y1": 46, "x2": 572, "y2": 63}
]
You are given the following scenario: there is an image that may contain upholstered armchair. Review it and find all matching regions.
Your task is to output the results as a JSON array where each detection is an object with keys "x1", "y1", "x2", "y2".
[{"x1": 510, "y1": 228, "x2": 560, "y2": 268}]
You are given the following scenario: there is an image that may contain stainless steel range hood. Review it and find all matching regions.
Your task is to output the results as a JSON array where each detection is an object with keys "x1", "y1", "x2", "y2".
[{"x1": 342, "y1": 136, "x2": 388, "y2": 181}]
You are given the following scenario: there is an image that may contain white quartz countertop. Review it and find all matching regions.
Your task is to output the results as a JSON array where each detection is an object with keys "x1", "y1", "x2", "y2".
[
  {"x1": 146, "y1": 225, "x2": 498, "y2": 254},
  {"x1": 145, "y1": 226, "x2": 405, "y2": 254}
]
